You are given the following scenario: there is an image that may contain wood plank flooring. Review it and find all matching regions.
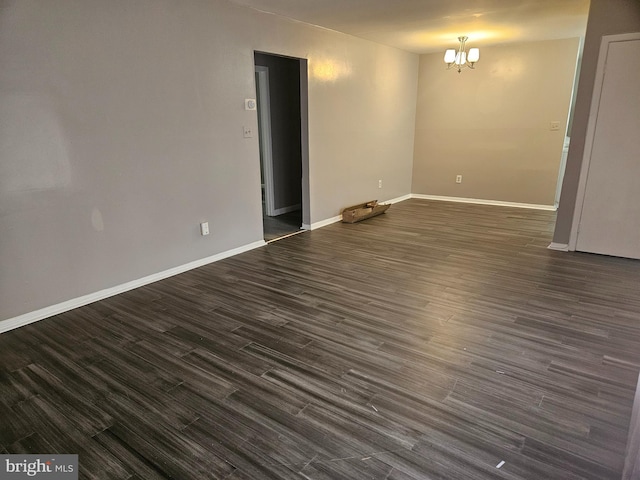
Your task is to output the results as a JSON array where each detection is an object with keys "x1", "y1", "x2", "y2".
[{"x1": 2, "y1": 199, "x2": 640, "y2": 479}]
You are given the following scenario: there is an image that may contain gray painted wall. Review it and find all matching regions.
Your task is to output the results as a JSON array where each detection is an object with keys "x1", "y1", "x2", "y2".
[
  {"x1": 0, "y1": 0, "x2": 418, "y2": 323},
  {"x1": 254, "y1": 53, "x2": 303, "y2": 212},
  {"x1": 412, "y1": 38, "x2": 579, "y2": 206},
  {"x1": 553, "y1": 0, "x2": 640, "y2": 244}
]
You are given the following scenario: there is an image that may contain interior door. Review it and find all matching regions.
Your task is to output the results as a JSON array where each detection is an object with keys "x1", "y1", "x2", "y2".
[{"x1": 574, "y1": 36, "x2": 640, "y2": 259}]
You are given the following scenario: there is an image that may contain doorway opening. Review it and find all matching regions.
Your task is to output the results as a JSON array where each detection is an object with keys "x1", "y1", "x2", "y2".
[{"x1": 254, "y1": 52, "x2": 310, "y2": 242}]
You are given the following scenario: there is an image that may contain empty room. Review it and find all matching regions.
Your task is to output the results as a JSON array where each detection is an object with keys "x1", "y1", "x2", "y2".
[{"x1": 2, "y1": 0, "x2": 640, "y2": 479}]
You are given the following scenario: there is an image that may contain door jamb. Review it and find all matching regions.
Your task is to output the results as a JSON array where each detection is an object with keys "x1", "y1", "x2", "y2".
[{"x1": 255, "y1": 65, "x2": 276, "y2": 217}]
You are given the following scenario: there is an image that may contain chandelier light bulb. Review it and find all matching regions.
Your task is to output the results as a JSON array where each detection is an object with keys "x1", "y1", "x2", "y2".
[
  {"x1": 468, "y1": 48, "x2": 480, "y2": 63},
  {"x1": 444, "y1": 49, "x2": 456, "y2": 64}
]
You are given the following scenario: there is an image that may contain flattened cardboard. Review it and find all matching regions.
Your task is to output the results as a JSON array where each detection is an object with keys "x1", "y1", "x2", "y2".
[{"x1": 341, "y1": 200, "x2": 390, "y2": 223}]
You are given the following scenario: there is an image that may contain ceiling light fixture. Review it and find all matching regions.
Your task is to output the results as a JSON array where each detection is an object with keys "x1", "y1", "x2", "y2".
[{"x1": 444, "y1": 36, "x2": 480, "y2": 73}]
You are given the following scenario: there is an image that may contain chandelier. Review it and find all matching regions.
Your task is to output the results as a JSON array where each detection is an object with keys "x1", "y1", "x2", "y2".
[{"x1": 444, "y1": 36, "x2": 480, "y2": 73}]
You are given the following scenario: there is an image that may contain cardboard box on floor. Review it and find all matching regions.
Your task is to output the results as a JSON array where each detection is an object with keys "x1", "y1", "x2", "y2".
[{"x1": 341, "y1": 200, "x2": 390, "y2": 223}]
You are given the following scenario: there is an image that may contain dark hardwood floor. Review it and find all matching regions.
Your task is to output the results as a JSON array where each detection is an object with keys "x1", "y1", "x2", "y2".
[{"x1": 2, "y1": 199, "x2": 640, "y2": 479}]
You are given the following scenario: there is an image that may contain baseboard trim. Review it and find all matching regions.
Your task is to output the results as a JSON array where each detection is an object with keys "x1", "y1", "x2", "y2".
[
  {"x1": 384, "y1": 194, "x2": 412, "y2": 204},
  {"x1": 269, "y1": 203, "x2": 301, "y2": 216},
  {"x1": 411, "y1": 194, "x2": 556, "y2": 211},
  {"x1": 0, "y1": 240, "x2": 266, "y2": 334},
  {"x1": 548, "y1": 242, "x2": 570, "y2": 251},
  {"x1": 304, "y1": 215, "x2": 342, "y2": 231}
]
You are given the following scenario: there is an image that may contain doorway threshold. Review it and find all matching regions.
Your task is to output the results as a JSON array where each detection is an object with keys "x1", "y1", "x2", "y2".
[{"x1": 265, "y1": 228, "x2": 308, "y2": 244}]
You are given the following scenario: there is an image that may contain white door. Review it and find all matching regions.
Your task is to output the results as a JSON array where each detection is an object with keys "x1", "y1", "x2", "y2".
[{"x1": 572, "y1": 34, "x2": 640, "y2": 259}]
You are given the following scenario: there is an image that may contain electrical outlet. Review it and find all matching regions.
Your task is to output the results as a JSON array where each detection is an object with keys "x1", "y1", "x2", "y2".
[
  {"x1": 550, "y1": 121, "x2": 560, "y2": 131},
  {"x1": 200, "y1": 222, "x2": 210, "y2": 236},
  {"x1": 378, "y1": 179, "x2": 383, "y2": 189},
  {"x1": 456, "y1": 175, "x2": 463, "y2": 184},
  {"x1": 243, "y1": 126, "x2": 253, "y2": 138}
]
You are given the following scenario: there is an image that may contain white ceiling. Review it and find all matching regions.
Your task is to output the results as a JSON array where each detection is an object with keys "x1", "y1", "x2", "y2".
[{"x1": 229, "y1": 0, "x2": 590, "y2": 54}]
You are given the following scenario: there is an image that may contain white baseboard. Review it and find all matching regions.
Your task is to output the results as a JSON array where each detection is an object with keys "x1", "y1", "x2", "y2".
[
  {"x1": 0, "y1": 240, "x2": 266, "y2": 335},
  {"x1": 384, "y1": 194, "x2": 412, "y2": 204},
  {"x1": 269, "y1": 203, "x2": 301, "y2": 216},
  {"x1": 548, "y1": 242, "x2": 569, "y2": 251},
  {"x1": 410, "y1": 194, "x2": 556, "y2": 211},
  {"x1": 303, "y1": 215, "x2": 342, "y2": 231}
]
